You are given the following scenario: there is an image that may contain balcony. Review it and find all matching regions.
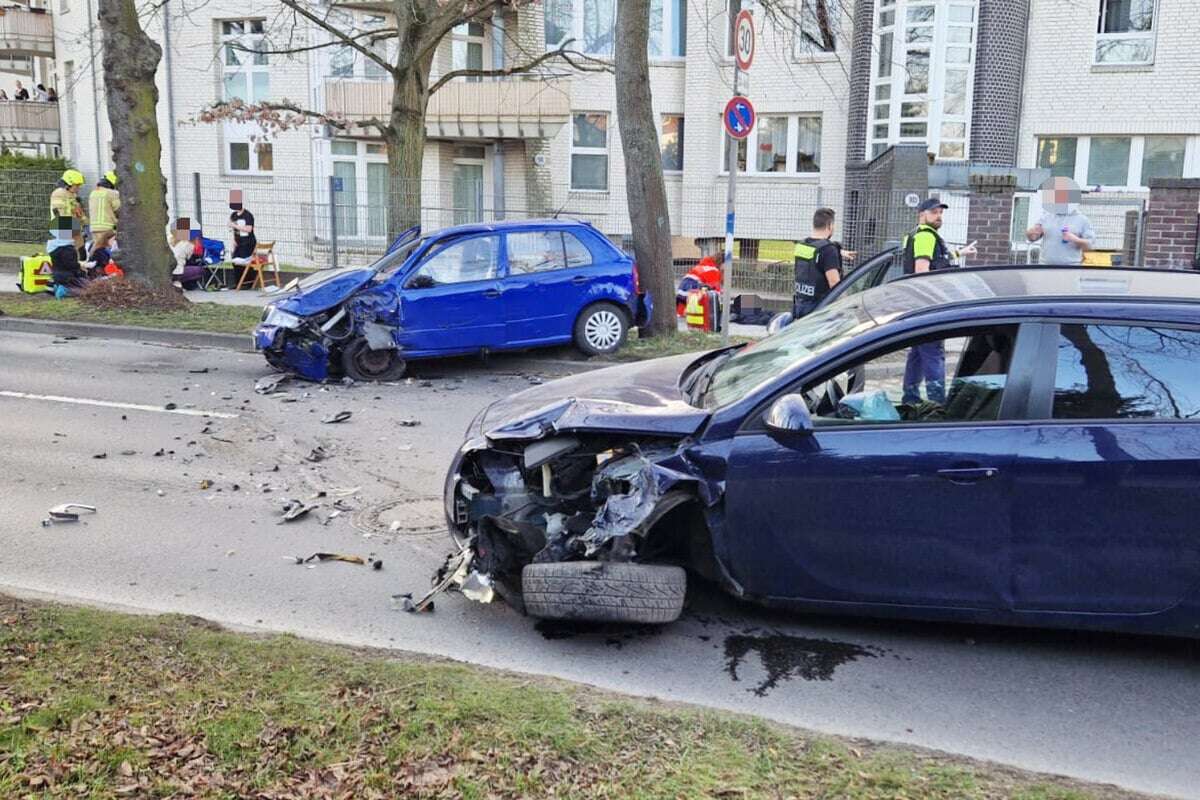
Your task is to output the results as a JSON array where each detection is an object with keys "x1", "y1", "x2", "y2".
[
  {"x1": 0, "y1": 100, "x2": 59, "y2": 145},
  {"x1": 0, "y1": 5, "x2": 54, "y2": 58},
  {"x1": 324, "y1": 77, "x2": 572, "y2": 140}
]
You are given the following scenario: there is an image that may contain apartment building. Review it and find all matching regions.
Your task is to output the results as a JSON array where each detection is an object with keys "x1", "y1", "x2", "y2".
[
  {"x1": 0, "y1": 0, "x2": 59, "y2": 155},
  {"x1": 48, "y1": 0, "x2": 856, "y2": 262}
]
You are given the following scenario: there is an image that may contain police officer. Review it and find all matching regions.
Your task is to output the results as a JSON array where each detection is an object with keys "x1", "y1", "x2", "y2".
[
  {"x1": 899, "y1": 198, "x2": 976, "y2": 406},
  {"x1": 793, "y1": 207, "x2": 843, "y2": 318}
]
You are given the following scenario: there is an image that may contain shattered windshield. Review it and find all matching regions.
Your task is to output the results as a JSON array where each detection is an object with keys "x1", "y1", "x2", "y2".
[
  {"x1": 702, "y1": 300, "x2": 876, "y2": 409},
  {"x1": 372, "y1": 238, "x2": 427, "y2": 276}
]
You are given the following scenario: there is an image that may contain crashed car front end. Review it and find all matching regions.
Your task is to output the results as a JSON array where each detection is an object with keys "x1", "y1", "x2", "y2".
[{"x1": 435, "y1": 387, "x2": 733, "y2": 616}]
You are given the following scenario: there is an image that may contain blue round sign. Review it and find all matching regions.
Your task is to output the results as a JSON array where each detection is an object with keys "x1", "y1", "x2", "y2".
[{"x1": 723, "y1": 96, "x2": 755, "y2": 140}]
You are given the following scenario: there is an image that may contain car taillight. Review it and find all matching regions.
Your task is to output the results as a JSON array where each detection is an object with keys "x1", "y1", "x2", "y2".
[{"x1": 632, "y1": 261, "x2": 641, "y2": 294}]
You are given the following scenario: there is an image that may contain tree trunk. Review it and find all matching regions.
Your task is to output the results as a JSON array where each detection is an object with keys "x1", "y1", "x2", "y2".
[
  {"x1": 615, "y1": 0, "x2": 675, "y2": 337},
  {"x1": 97, "y1": 0, "x2": 172, "y2": 286},
  {"x1": 385, "y1": 63, "x2": 431, "y2": 236}
]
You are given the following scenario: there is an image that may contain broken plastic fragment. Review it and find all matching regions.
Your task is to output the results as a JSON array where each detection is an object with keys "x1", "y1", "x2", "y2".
[
  {"x1": 294, "y1": 552, "x2": 365, "y2": 565},
  {"x1": 43, "y1": 503, "x2": 97, "y2": 525},
  {"x1": 460, "y1": 571, "x2": 495, "y2": 603},
  {"x1": 255, "y1": 373, "x2": 291, "y2": 395},
  {"x1": 404, "y1": 547, "x2": 473, "y2": 613},
  {"x1": 321, "y1": 411, "x2": 352, "y2": 424},
  {"x1": 304, "y1": 446, "x2": 328, "y2": 463}
]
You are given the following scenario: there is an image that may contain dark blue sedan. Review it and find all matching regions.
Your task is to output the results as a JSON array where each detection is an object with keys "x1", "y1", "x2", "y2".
[
  {"x1": 254, "y1": 219, "x2": 651, "y2": 381},
  {"x1": 441, "y1": 267, "x2": 1200, "y2": 638}
]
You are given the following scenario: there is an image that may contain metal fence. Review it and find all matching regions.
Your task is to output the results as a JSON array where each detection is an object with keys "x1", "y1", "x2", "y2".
[{"x1": 0, "y1": 168, "x2": 1152, "y2": 298}]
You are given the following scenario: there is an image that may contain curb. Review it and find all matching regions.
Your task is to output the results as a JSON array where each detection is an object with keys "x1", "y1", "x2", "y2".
[
  {"x1": 0, "y1": 315, "x2": 606, "y2": 374},
  {"x1": 0, "y1": 316, "x2": 253, "y2": 351}
]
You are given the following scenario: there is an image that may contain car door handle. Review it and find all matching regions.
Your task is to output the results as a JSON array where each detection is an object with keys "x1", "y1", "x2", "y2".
[
  {"x1": 937, "y1": 467, "x2": 1000, "y2": 484},
  {"x1": 571, "y1": 275, "x2": 588, "y2": 285},
  {"x1": 483, "y1": 289, "x2": 501, "y2": 298}
]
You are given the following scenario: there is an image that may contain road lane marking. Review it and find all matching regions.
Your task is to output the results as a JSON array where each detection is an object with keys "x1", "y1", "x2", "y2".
[{"x1": 0, "y1": 391, "x2": 239, "y2": 419}]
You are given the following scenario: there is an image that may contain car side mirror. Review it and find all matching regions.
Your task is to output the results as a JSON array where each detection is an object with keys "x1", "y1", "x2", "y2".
[
  {"x1": 764, "y1": 394, "x2": 814, "y2": 436},
  {"x1": 406, "y1": 273, "x2": 435, "y2": 290},
  {"x1": 766, "y1": 311, "x2": 793, "y2": 335}
]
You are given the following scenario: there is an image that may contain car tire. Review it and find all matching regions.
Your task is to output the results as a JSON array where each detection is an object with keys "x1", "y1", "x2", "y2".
[
  {"x1": 574, "y1": 303, "x2": 629, "y2": 356},
  {"x1": 340, "y1": 337, "x2": 407, "y2": 382},
  {"x1": 521, "y1": 562, "x2": 686, "y2": 624}
]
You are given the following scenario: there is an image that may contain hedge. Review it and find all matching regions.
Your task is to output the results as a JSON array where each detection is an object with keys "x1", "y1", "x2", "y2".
[{"x1": 0, "y1": 153, "x2": 71, "y2": 244}]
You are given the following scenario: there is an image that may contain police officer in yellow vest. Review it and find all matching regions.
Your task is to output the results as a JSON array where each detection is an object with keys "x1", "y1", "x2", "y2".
[
  {"x1": 89, "y1": 171, "x2": 120, "y2": 235},
  {"x1": 793, "y1": 207, "x2": 844, "y2": 319}
]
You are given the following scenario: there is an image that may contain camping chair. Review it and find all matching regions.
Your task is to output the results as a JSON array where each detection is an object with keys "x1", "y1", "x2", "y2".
[{"x1": 234, "y1": 241, "x2": 280, "y2": 290}]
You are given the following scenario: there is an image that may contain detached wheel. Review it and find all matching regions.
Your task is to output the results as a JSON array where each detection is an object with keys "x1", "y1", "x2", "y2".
[
  {"x1": 340, "y1": 337, "x2": 407, "y2": 382},
  {"x1": 574, "y1": 304, "x2": 629, "y2": 356},
  {"x1": 522, "y1": 562, "x2": 686, "y2": 624}
]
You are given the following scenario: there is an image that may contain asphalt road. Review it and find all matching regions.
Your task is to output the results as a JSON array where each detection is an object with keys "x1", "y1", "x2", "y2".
[{"x1": 1, "y1": 330, "x2": 1197, "y2": 798}]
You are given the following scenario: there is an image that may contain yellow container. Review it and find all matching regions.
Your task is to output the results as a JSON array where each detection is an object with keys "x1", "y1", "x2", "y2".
[{"x1": 20, "y1": 253, "x2": 53, "y2": 293}]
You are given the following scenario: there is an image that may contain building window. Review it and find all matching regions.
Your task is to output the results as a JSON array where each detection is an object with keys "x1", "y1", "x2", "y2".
[
  {"x1": 228, "y1": 140, "x2": 273, "y2": 173},
  {"x1": 723, "y1": 114, "x2": 822, "y2": 176},
  {"x1": 795, "y1": 0, "x2": 841, "y2": 56},
  {"x1": 1096, "y1": 0, "x2": 1157, "y2": 65},
  {"x1": 1141, "y1": 135, "x2": 1186, "y2": 182},
  {"x1": 660, "y1": 115, "x2": 684, "y2": 172},
  {"x1": 867, "y1": 0, "x2": 977, "y2": 161},
  {"x1": 221, "y1": 19, "x2": 269, "y2": 103},
  {"x1": 571, "y1": 113, "x2": 608, "y2": 191},
  {"x1": 452, "y1": 21, "x2": 488, "y2": 81},
  {"x1": 547, "y1": 0, "x2": 682, "y2": 57},
  {"x1": 1037, "y1": 137, "x2": 1078, "y2": 178},
  {"x1": 1087, "y1": 137, "x2": 1132, "y2": 187}
]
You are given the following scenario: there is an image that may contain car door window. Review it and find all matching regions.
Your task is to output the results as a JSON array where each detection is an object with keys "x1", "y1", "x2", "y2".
[
  {"x1": 507, "y1": 231, "x2": 567, "y2": 275},
  {"x1": 1053, "y1": 324, "x2": 1200, "y2": 420},
  {"x1": 408, "y1": 235, "x2": 498, "y2": 287},
  {"x1": 803, "y1": 325, "x2": 1018, "y2": 425},
  {"x1": 563, "y1": 232, "x2": 594, "y2": 267}
]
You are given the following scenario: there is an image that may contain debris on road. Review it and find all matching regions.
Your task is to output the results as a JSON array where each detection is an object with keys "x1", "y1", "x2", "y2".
[
  {"x1": 280, "y1": 499, "x2": 315, "y2": 523},
  {"x1": 199, "y1": 480, "x2": 213, "y2": 490},
  {"x1": 156, "y1": 490, "x2": 165, "y2": 497},
  {"x1": 287, "y1": 552, "x2": 382, "y2": 568},
  {"x1": 92, "y1": 453, "x2": 107, "y2": 459},
  {"x1": 41, "y1": 503, "x2": 97, "y2": 526},
  {"x1": 304, "y1": 446, "x2": 329, "y2": 463},
  {"x1": 164, "y1": 403, "x2": 178, "y2": 410},
  {"x1": 119, "y1": 450, "x2": 136, "y2": 456},
  {"x1": 398, "y1": 418, "x2": 421, "y2": 427},
  {"x1": 403, "y1": 546, "x2": 472, "y2": 613},
  {"x1": 188, "y1": 368, "x2": 211, "y2": 374},
  {"x1": 322, "y1": 411, "x2": 353, "y2": 425},
  {"x1": 255, "y1": 374, "x2": 292, "y2": 395}
]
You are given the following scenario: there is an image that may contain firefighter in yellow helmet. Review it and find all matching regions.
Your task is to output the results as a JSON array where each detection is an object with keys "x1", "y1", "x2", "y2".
[
  {"x1": 89, "y1": 171, "x2": 121, "y2": 235},
  {"x1": 50, "y1": 169, "x2": 88, "y2": 251}
]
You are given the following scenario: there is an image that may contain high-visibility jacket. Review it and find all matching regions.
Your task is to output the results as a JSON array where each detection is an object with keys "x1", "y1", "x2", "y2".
[
  {"x1": 50, "y1": 187, "x2": 86, "y2": 223},
  {"x1": 901, "y1": 224, "x2": 952, "y2": 274},
  {"x1": 88, "y1": 187, "x2": 121, "y2": 232}
]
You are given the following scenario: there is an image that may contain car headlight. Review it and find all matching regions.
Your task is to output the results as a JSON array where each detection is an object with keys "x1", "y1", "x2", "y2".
[{"x1": 262, "y1": 305, "x2": 303, "y2": 330}]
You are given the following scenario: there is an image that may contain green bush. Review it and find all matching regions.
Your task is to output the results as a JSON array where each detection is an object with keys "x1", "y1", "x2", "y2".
[{"x1": 0, "y1": 153, "x2": 72, "y2": 244}]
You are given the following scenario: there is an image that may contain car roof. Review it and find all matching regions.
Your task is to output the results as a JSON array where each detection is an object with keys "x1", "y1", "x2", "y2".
[
  {"x1": 428, "y1": 218, "x2": 597, "y2": 239},
  {"x1": 865, "y1": 266, "x2": 1200, "y2": 323}
]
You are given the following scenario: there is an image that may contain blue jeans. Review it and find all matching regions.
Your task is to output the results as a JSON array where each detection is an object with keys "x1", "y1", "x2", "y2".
[{"x1": 903, "y1": 341, "x2": 946, "y2": 405}]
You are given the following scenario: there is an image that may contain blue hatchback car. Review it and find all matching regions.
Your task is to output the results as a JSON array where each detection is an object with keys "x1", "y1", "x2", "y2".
[
  {"x1": 254, "y1": 219, "x2": 651, "y2": 381},
  {"x1": 441, "y1": 267, "x2": 1200, "y2": 638}
]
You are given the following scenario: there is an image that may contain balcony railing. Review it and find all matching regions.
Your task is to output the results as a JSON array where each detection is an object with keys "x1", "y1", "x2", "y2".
[
  {"x1": 0, "y1": 5, "x2": 54, "y2": 58},
  {"x1": 324, "y1": 77, "x2": 572, "y2": 140},
  {"x1": 0, "y1": 100, "x2": 60, "y2": 145}
]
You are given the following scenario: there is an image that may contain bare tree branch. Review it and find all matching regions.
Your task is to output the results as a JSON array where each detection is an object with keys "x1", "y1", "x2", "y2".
[
  {"x1": 231, "y1": 28, "x2": 398, "y2": 57},
  {"x1": 277, "y1": 0, "x2": 396, "y2": 75},
  {"x1": 196, "y1": 99, "x2": 390, "y2": 135},
  {"x1": 427, "y1": 38, "x2": 610, "y2": 95}
]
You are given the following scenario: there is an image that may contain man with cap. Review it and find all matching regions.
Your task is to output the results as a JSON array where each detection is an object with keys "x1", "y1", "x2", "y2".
[
  {"x1": 89, "y1": 171, "x2": 121, "y2": 237},
  {"x1": 899, "y1": 197, "x2": 975, "y2": 406}
]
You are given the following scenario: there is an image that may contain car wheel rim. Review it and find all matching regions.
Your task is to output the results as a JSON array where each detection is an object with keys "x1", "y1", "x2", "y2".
[
  {"x1": 585, "y1": 311, "x2": 622, "y2": 350},
  {"x1": 358, "y1": 349, "x2": 394, "y2": 376}
]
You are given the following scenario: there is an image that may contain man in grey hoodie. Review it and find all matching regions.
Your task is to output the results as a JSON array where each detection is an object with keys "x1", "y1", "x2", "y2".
[{"x1": 1026, "y1": 176, "x2": 1097, "y2": 265}]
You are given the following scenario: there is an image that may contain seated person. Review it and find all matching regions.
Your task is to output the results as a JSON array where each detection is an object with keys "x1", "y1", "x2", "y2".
[
  {"x1": 228, "y1": 191, "x2": 256, "y2": 266},
  {"x1": 88, "y1": 230, "x2": 115, "y2": 276},
  {"x1": 48, "y1": 217, "x2": 89, "y2": 296}
]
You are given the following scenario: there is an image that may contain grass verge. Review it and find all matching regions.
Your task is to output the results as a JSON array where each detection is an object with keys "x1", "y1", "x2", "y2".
[
  {"x1": 608, "y1": 329, "x2": 754, "y2": 362},
  {"x1": 0, "y1": 293, "x2": 262, "y2": 335},
  {"x1": 0, "y1": 596, "x2": 1136, "y2": 799}
]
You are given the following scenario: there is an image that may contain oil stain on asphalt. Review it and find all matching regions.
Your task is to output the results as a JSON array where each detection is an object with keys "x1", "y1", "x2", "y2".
[{"x1": 723, "y1": 633, "x2": 884, "y2": 697}]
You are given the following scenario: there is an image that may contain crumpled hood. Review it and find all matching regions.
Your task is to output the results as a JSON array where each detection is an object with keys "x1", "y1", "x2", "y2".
[
  {"x1": 275, "y1": 267, "x2": 376, "y2": 316},
  {"x1": 483, "y1": 353, "x2": 711, "y2": 440}
]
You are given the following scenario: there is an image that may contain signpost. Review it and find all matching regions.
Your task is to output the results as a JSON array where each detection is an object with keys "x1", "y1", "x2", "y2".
[{"x1": 722, "y1": 8, "x2": 756, "y2": 345}]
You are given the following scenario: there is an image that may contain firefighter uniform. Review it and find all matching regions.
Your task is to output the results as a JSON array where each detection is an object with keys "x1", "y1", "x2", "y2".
[
  {"x1": 792, "y1": 237, "x2": 840, "y2": 318},
  {"x1": 89, "y1": 183, "x2": 120, "y2": 233}
]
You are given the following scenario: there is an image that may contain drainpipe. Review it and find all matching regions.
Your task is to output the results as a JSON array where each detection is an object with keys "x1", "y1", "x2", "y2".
[
  {"x1": 491, "y1": 12, "x2": 505, "y2": 220},
  {"x1": 84, "y1": 0, "x2": 102, "y2": 173},
  {"x1": 161, "y1": 2, "x2": 179, "y2": 216}
]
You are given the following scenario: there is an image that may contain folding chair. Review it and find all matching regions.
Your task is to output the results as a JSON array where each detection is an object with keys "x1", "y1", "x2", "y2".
[{"x1": 234, "y1": 241, "x2": 280, "y2": 290}]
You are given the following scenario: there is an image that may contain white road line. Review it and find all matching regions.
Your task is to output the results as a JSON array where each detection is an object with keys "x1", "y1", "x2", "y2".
[{"x1": 0, "y1": 391, "x2": 239, "y2": 419}]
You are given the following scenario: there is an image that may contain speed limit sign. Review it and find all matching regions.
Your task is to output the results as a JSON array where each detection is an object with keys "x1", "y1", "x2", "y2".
[{"x1": 734, "y1": 9, "x2": 755, "y2": 71}]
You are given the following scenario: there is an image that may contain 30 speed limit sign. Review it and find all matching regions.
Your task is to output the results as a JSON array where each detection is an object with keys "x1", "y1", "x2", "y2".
[{"x1": 733, "y1": 9, "x2": 755, "y2": 71}]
